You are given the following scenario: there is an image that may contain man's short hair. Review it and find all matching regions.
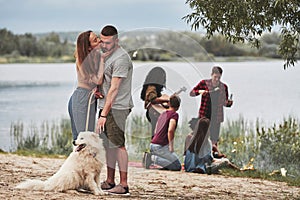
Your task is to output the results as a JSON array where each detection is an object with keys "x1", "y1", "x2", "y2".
[
  {"x1": 212, "y1": 66, "x2": 223, "y2": 75},
  {"x1": 169, "y1": 95, "x2": 181, "y2": 109},
  {"x1": 101, "y1": 25, "x2": 118, "y2": 38}
]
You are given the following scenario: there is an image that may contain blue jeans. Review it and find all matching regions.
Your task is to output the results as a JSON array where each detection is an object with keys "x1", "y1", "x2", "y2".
[
  {"x1": 184, "y1": 149, "x2": 213, "y2": 173},
  {"x1": 150, "y1": 143, "x2": 181, "y2": 171}
]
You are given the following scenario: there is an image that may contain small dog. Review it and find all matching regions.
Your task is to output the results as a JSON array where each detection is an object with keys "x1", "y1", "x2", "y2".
[{"x1": 16, "y1": 131, "x2": 106, "y2": 195}]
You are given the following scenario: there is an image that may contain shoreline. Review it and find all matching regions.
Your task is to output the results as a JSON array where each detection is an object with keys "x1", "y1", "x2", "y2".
[{"x1": 0, "y1": 56, "x2": 281, "y2": 64}]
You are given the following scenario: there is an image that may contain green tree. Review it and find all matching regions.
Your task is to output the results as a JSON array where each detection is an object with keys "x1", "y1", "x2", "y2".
[
  {"x1": 45, "y1": 32, "x2": 61, "y2": 44},
  {"x1": 259, "y1": 32, "x2": 281, "y2": 58},
  {"x1": 183, "y1": 0, "x2": 300, "y2": 69},
  {"x1": 0, "y1": 28, "x2": 18, "y2": 54},
  {"x1": 18, "y1": 33, "x2": 38, "y2": 57},
  {"x1": 200, "y1": 35, "x2": 247, "y2": 56}
]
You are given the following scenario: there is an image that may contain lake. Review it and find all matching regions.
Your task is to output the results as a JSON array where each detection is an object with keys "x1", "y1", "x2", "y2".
[{"x1": 0, "y1": 61, "x2": 300, "y2": 151}]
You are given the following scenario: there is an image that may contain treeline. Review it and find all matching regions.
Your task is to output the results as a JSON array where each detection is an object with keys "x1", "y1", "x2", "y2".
[
  {"x1": 0, "y1": 28, "x2": 74, "y2": 62},
  {"x1": 0, "y1": 28, "x2": 282, "y2": 63},
  {"x1": 121, "y1": 31, "x2": 282, "y2": 61}
]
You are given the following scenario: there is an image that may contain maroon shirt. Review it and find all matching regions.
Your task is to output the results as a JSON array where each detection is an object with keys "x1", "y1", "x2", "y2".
[{"x1": 151, "y1": 110, "x2": 179, "y2": 146}]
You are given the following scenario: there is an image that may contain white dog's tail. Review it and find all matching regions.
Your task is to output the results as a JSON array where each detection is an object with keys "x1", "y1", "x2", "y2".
[{"x1": 16, "y1": 179, "x2": 46, "y2": 190}]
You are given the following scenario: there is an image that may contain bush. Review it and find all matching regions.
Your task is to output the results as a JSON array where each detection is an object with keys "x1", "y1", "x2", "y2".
[
  {"x1": 256, "y1": 117, "x2": 300, "y2": 176},
  {"x1": 220, "y1": 116, "x2": 300, "y2": 177}
]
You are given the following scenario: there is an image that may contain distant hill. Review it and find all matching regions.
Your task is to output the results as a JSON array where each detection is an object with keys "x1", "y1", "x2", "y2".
[
  {"x1": 34, "y1": 29, "x2": 164, "y2": 44},
  {"x1": 34, "y1": 31, "x2": 80, "y2": 44}
]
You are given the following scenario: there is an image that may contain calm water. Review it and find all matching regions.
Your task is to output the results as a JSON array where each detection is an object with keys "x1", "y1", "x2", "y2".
[{"x1": 0, "y1": 61, "x2": 300, "y2": 151}]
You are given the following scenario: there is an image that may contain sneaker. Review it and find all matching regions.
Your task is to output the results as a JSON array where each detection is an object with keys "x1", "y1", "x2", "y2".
[
  {"x1": 213, "y1": 152, "x2": 226, "y2": 158},
  {"x1": 142, "y1": 152, "x2": 147, "y2": 168},
  {"x1": 194, "y1": 168, "x2": 205, "y2": 174},
  {"x1": 144, "y1": 152, "x2": 152, "y2": 169},
  {"x1": 107, "y1": 184, "x2": 130, "y2": 196},
  {"x1": 206, "y1": 164, "x2": 212, "y2": 175},
  {"x1": 100, "y1": 181, "x2": 115, "y2": 190}
]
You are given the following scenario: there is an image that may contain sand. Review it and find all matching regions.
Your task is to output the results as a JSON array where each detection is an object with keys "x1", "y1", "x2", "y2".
[{"x1": 1, "y1": 153, "x2": 299, "y2": 199}]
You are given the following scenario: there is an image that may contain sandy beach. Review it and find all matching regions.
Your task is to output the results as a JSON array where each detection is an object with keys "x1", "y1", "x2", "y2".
[{"x1": 1, "y1": 153, "x2": 299, "y2": 199}]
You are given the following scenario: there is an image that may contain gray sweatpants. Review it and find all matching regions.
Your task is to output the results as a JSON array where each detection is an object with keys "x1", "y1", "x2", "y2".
[{"x1": 68, "y1": 87, "x2": 96, "y2": 140}]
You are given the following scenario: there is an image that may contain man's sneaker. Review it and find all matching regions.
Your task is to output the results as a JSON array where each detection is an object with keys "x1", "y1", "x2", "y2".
[
  {"x1": 144, "y1": 152, "x2": 152, "y2": 169},
  {"x1": 107, "y1": 184, "x2": 130, "y2": 196},
  {"x1": 100, "y1": 181, "x2": 115, "y2": 190}
]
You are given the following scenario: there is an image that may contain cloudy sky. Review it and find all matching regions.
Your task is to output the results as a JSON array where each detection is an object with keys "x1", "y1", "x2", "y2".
[{"x1": 0, "y1": 0, "x2": 193, "y2": 34}]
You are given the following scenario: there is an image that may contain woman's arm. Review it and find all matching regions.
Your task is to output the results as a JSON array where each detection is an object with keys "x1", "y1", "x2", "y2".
[
  {"x1": 190, "y1": 81, "x2": 206, "y2": 97},
  {"x1": 152, "y1": 94, "x2": 169, "y2": 104},
  {"x1": 90, "y1": 56, "x2": 105, "y2": 85}
]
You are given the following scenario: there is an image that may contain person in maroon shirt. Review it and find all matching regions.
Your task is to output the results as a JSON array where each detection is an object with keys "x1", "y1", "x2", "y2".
[
  {"x1": 190, "y1": 66, "x2": 233, "y2": 158},
  {"x1": 144, "y1": 95, "x2": 182, "y2": 171}
]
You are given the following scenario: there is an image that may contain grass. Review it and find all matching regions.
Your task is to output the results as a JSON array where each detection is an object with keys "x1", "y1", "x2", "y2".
[
  {"x1": 221, "y1": 168, "x2": 300, "y2": 187},
  {"x1": 9, "y1": 119, "x2": 73, "y2": 156},
  {"x1": 5, "y1": 115, "x2": 300, "y2": 186}
]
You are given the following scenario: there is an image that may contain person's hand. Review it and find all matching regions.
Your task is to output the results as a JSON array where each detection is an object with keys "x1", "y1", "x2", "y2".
[
  {"x1": 160, "y1": 94, "x2": 170, "y2": 101},
  {"x1": 198, "y1": 90, "x2": 208, "y2": 95},
  {"x1": 100, "y1": 48, "x2": 114, "y2": 60},
  {"x1": 169, "y1": 145, "x2": 174, "y2": 153},
  {"x1": 92, "y1": 87, "x2": 104, "y2": 99},
  {"x1": 96, "y1": 117, "x2": 106, "y2": 134},
  {"x1": 94, "y1": 91, "x2": 104, "y2": 99},
  {"x1": 226, "y1": 100, "x2": 233, "y2": 107}
]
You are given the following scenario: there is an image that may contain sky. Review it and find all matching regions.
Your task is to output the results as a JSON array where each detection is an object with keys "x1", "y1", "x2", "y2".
[{"x1": 0, "y1": 0, "x2": 193, "y2": 34}]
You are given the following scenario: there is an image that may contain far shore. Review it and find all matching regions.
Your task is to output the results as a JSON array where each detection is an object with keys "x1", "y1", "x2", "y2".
[{"x1": 0, "y1": 55, "x2": 279, "y2": 64}]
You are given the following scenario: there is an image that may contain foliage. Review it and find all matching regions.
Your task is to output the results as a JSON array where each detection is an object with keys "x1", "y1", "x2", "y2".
[
  {"x1": 219, "y1": 117, "x2": 300, "y2": 178},
  {"x1": 183, "y1": 0, "x2": 300, "y2": 69},
  {"x1": 126, "y1": 115, "x2": 191, "y2": 161},
  {"x1": 0, "y1": 28, "x2": 291, "y2": 63},
  {"x1": 199, "y1": 35, "x2": 250, "y2": 57},
  {"x1": 0, "y1": 28, "x2": 74, "y2": 59},
  {"x1": 256, "y1": 117, "x2": 300, "y2": 175},
  {"x1": 218, "y1": 116, "x2": 258, "y2": 168},
  {"x1": 10, "y1": 119, "x2": 73, "y2": 156},
  {"x1": 0, "y1": 29, "x2": 19, "y2": 54},
  {"x1": 221, "y1": 168, "x2": 300, "y2": 187},
  {"x1": 126, "y1": 115, "x2": 152, "y2": 161}
]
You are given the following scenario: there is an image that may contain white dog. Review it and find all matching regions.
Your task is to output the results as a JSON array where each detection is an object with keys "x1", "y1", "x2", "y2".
[{"x1": 16, "y1": 131, "x2": 106, "y2": 195}]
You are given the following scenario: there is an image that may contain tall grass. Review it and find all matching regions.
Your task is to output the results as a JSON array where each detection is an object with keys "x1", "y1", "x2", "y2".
[
  {"x1": 219, "y1": 116, "x2": 300, "y2": 178},
  {"x1": 10, "y1": 119, "x2": 73, "y2": 156},
  {"x1": 8, "y1": 115, "x2": 300, "y2": 178},
  {"x1": 126, "y1": 115, "x2": 191, "y2": 161}
]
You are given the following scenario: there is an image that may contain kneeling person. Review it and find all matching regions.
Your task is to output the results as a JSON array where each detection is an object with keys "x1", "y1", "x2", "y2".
[{"x1": 146, "y1": 95, "x2": 181, "y2": 171}]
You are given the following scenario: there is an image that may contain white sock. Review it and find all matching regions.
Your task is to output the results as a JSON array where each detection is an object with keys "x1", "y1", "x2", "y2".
[{"x1": 151, "y1": 155, "x2": 156, "y2": 162}]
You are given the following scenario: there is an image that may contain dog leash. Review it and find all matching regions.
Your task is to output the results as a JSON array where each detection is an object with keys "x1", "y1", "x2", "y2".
[{"x1": 85, "y1": 90, "x2": 96, "y2": 131}]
